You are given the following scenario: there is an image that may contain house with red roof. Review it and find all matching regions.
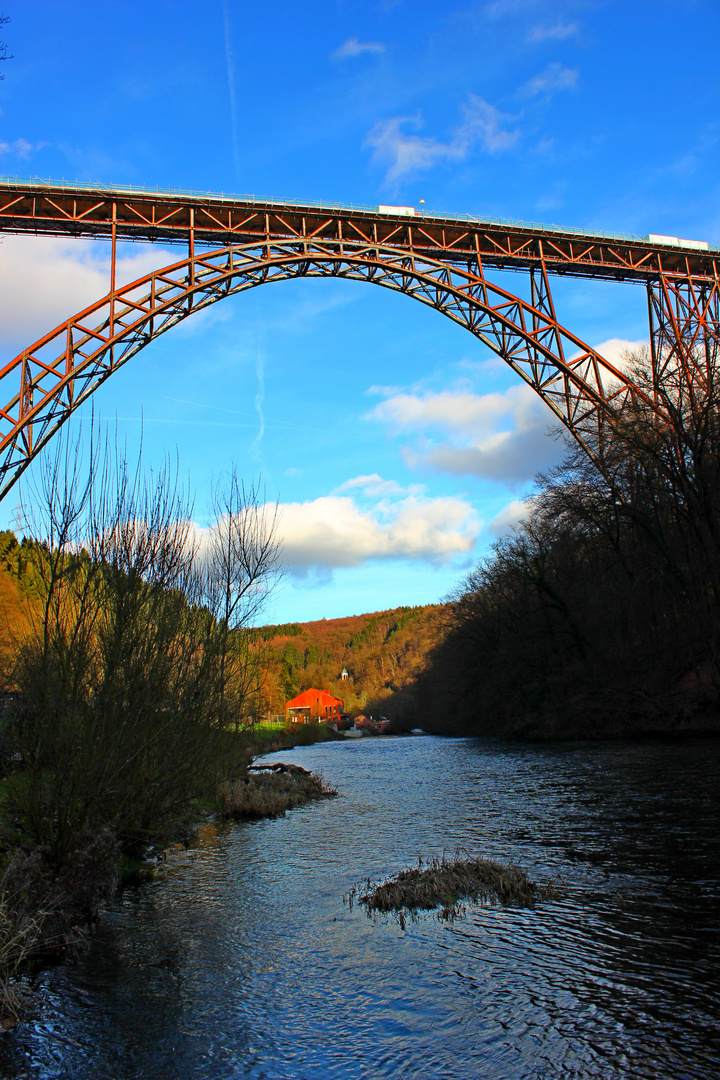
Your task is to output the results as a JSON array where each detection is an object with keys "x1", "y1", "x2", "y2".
[{"x1": 285, "y1": 688, "x2": 344, "y2": 723}]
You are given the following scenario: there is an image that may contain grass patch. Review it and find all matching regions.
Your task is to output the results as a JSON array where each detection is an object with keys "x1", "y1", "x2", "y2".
[
  {"x1": 238, "y1": 722, "x2": 342, "y2": 759},
  {"x1": 347, "y1": 852, "x2": 558, "y2": 926},
  {"x1": 217, "y1": 763, "x2": 337, "y2": 820}
]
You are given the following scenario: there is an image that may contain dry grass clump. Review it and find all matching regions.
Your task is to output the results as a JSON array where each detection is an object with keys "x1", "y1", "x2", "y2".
[
  {"x1": 0, "y1": 893, "x2": 43, "y2": 1027},
  {"x1": 0, "y1": 825, "x2": 120, "y2": 1027},
  {"x1": 347, "y1": 852, "x2": 557, "y2": 925},
  {"x1": 217, "y1": 763, "x2": 337, "y2": 820}
]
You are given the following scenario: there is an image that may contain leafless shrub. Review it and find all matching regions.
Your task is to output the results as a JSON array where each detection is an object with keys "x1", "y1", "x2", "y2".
[{"x1": 0, "y1": 825, "x2": 119, "y2": 1023}]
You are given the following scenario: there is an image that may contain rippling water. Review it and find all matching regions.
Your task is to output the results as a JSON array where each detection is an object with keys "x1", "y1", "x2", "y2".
[{"x1": 1, "y1": 736, "x2": 719, "y2": 1079}]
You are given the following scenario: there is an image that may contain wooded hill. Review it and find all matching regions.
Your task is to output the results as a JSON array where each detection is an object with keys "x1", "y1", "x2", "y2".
[
  {"x1": 0, "y1": 531, "x2": 39, "y2": 679},
  {"x1": 0, "y1": 529, "x2": 445, "y2": 721},
  {"x1": 246, "y1": 604, "x2": 445, "y2": 717}
]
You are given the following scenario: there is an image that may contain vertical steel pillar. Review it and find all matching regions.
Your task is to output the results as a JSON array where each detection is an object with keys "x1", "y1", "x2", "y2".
[
  {"x1": 529, "y1": 242, "x2": 569, "y2": 403},
  {"x1": 110, "y1": 201, "x2": 117, "y2": 370},
  {"x1": 188, "y1": 207, "x2": 195, "y2": 311}
]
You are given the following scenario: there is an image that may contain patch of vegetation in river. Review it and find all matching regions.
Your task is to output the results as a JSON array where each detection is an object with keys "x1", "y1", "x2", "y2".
[
  {"x1": 217, "y1": 762, "x2": 338, "y2": 819},
  {"x1": 346, "y1": 851, "x2": 561, "y2": 928}
]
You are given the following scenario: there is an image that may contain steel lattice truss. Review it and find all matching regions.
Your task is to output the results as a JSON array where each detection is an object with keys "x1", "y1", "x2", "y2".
[
  {"x1": 648, "y1": 275, "x2": 720, "y2": 394},
  {"x1": 0, "y1": 239, "x2": 651, "y2": 499},
  {"x1": 0, "y1": 238, "x2": 643, "y2": 498}
]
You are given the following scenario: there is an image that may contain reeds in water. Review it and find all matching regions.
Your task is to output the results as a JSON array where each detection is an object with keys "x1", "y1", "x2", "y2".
[
  {"x1": 347, "y1": 852, "x2": 557, "y2": 925},
  {"x1": 217, "y1": 764, "x2": 337, "y2": 819},
  {"x1": 0, "y1": 893, "x2": 43, "y2": 1027}
]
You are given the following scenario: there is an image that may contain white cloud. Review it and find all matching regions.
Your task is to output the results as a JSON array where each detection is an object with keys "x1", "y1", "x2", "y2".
[
  {"x1": 488, "y1": 498, "x2": 534, "y2": 537},
  {"x1": 592, "y1": 337, "x2": 649, "y2": 369},
  {"x1": 0, "y1": 234, "x2": 173, "y2": 348},
  {"x1": 332, "y1": 36, "x2": 386, "y2": 60},
  {"x1": 577, "y1": 338, "x2": 649, "y2": 391},
  {"x1": 273, "y1": 493, "x2": 480, "y2": 577},
  {"x1": 337, "y1": 473, "x2": 407, "y2": 497},
  {"x1": 521, "y1": 63, "x2": 578, "y2": 97},
  {"x1": 527, "y1": 21, "x2": 579, "y2": 42},
  {"x1": 365, "y1": 114, "x2": 462, "y2": 187},
  {"x1": 368, "y1": 384, "x2": 564, "y2": 484},
  {"x1": 370, "y1": 388, "x2": 515, "y2": 432},
  {"x1": 368, "y1": 338, "x2": 652, "y2": 485},
  {"x1": 365, "y1": 95, "x2": 519, "y2": 186},
  {"x1": 461, "y1": 94, "x2": 521, "y2": 152},
  {"x1": 0, "y1": 138, "x2": 34, "y2": 158},
  {"x1": 366, "y1": 383, "x2": 403, "y2": 397}
]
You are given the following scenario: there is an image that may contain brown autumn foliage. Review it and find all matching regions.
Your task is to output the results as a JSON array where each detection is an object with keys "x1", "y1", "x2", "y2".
[
  {"x1": 245, "y1": 604, "x2": 445, "y2": 719},
  {"x1": 0, "y1": 536, "x2": 38, "y2": 680}
]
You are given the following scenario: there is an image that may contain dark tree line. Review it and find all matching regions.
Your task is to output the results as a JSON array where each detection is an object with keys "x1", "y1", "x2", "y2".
[{"x1": 394, "y1": 344, "x2": 720, "y2": 739}]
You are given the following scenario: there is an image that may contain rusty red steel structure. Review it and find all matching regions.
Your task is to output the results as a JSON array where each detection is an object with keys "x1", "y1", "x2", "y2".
[{"x1": 0, "y1": 177, "x2": 718, "y2": 500}]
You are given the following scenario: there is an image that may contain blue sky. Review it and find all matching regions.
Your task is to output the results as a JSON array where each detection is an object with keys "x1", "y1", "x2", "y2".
[{"x1": 0, "y1": 0, "x2": 719, "y2": 623}]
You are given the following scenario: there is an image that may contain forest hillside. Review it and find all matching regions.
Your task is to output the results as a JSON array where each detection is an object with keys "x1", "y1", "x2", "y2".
[
  {"x1": 0, "y1": 529, "x2": 446, "y2": 721},
  {"x1": 247, "y1": 604, "x2": 445, "y2": 718}
]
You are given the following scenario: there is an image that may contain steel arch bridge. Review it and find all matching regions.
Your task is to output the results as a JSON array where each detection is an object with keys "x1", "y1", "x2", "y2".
[{"x1": 0, "y1": 178, "x2": 718, "y2": 501}]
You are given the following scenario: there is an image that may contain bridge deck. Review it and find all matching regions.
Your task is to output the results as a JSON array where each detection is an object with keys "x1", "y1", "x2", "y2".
[{"x1": 0, "y1": 178, "x2": 717, "y2": 284}]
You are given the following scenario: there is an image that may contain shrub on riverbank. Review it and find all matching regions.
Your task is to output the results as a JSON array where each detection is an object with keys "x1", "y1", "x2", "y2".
[
  {"x1": 0, "y1": 891, "x2": 42, "y2": 1026},
  {"x1": 0, "y1": 427, "x2": 282, "y2": 862},
  {"x1": 348, "y1": 853, "x2": 553, "y2": 924},
  {"x1": 217, "y1": 764, "x2": 337, "y2": 819}
]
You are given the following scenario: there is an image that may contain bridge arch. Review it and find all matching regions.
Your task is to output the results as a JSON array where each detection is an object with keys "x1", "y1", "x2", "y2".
[{"x1": 0, "y1": 239, "x2": 645, "y2": 500}]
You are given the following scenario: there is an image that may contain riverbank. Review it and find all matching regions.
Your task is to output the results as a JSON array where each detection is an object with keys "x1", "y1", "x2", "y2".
[{"x1": 0, "y1": 721, "x2": 341, "y2": 1026}]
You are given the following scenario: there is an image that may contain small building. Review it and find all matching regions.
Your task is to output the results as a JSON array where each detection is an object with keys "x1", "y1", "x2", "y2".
[
  {"x1": 340, "y1": 668, "x2": 349, "y2": 681},
  {"x1": 285, "y1": 688, "x2": 344, "y2": 723}
]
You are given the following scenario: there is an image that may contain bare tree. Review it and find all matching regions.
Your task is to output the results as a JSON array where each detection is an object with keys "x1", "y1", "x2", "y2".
[
  {"x1": 201, "y1": 468, "x2": 282, "y2": 726},
  {"x1": 0, "y1": 15, "x2": 12, "y2": 78},
  {"x1": 203, "y1": 469, "x2": 282, "y2": 630},
  {"x1": 6, "y1": 427, "x2": 282, "y2": 857}
]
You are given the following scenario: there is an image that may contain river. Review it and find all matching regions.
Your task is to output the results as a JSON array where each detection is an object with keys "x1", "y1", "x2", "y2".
[{"x1": 1, "y1": 735, "x2": 719, "y2": 1079}]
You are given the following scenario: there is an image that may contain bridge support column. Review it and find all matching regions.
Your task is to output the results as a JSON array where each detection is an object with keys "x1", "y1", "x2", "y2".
[
  {"x1": 647, "y1": 274, "x2": 720, "y2": 397},
  {"x1": 110, "y1": 201, "x2": 117, "y2": 370},
  {"x1": 188, "y1": 208, "x2": 195, "y2": 310}
]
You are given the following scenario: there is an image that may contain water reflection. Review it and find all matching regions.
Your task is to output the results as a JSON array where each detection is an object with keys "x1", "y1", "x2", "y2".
[{"x1": 1, "y1": 736, "x2": 718, "y2": 1079}]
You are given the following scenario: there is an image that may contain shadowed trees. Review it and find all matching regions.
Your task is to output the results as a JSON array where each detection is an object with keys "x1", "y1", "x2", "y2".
[{"x1": 400, "y1": 343, "x2": 720, "y2": 739}]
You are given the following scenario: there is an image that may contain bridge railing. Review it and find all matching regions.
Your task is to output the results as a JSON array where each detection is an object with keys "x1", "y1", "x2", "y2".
[{"x1": 4, "y1": 174, "x2": 715, "y2": 252}]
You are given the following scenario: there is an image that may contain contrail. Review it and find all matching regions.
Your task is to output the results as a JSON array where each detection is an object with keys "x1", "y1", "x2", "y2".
[
  {"x1": 221, "y1": 0, "x2": 241, "y2": 180},
  {"x1": 163, "y1": 396, "x2": 314, "y2": 432},
  {"x1": 248, "y1": 294, "x2": 267, "y2": 460},
  {"x1": 249, "y1": 343, "x2": 266, "y2": 459}
]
